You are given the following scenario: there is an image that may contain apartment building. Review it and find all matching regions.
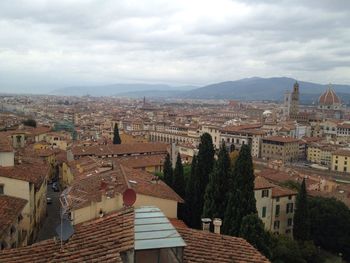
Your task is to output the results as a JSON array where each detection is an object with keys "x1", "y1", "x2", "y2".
[
  {"x1": 261, "y1": 136, "x2": 300, "y2": 163},
  {"x1": 307, "y1": 143, "x2": 337, "y2": 168},
  {"x1": 254, "y1": 176, "x2": 297, "y2": 237},
  {"x1": 332, "y1": 149, "x2": 350, "y2": 173}
]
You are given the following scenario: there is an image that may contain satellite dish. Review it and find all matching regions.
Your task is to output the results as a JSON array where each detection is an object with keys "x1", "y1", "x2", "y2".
[
  {"x1": 123, "y1": 188, "x2": 136, "y2": 207},
  {"x1": 56, "y1": 218, "x2": 74, "y2": 241}
]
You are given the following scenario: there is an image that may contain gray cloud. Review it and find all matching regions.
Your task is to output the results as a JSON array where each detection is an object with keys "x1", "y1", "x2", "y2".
[{"x1": 0, "y1": 0, "x2": 349, "y2": 93}]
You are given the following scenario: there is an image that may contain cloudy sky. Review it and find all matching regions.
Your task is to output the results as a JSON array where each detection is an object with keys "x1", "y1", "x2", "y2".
[{"x1": 0, "y1": 0, "x2": 350, "y2": 93}]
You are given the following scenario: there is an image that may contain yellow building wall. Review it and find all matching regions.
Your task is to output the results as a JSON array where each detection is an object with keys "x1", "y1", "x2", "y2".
[
  {"x1": 134, "y1": 194, "x2": 178, "y2": 218},
  {"x1": 71, "y1": 193, "x2": 178, "y2": 225},
  {"x1": 0, "y1": 177, "x2": 33, "y2": 243},
  {"x1": 332, "y1": 155, "x2": 350, "y2": 173}
]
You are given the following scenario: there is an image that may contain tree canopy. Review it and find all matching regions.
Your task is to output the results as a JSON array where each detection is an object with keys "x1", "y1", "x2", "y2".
[
  {"x1": 173, "y1": 153, "x2": 185, "y2": 198},
  {"x1": 113, "y1": 123, "x2": 121, "y2": 144},
  {"x1": 223, "y1": 144, "x2": 257, "y2": 236},
  {"x1": 309, "y1": 196, "x2": 350, "y2": 260},
  {"x1": 293, "y1": 178, "x2": 310, "y2": 241},
  {"x1": 202, "y1": 142, "x2": 231, "y2": 220},
  {"x1": 22, "y1": 119, "x2": 37, "y2": 128},
  {"x1": 163, "y1": 153, "x2": 173, "y2": 187}
]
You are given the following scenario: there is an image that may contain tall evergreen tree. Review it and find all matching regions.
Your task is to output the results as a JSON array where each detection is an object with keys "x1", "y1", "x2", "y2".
[
  {"x1": 184, "y1": 155, "x2": 197, "y2": 227},
  {"x1": 192, "y1": 133, "x2": 215, "y2": 228},
  {"x1": 239, "y1": 213, "x2": 272, "y2": 259},
  {"x1": 163, "y1": 153, "x2": 173, "y2": 187},
  {"x1": 113, "y1": 123, "x2": 121, "y2": 144},
  {"x1": 173, "y1": 153, "x2": 185, "y2": 197},
  {"x1": 293, "y1": 178, "x2": 310, "y2": 241},
  {"x1": 202, "y1": 142, "x2": 231, "y2": 220},
  {"x1": 223, "y1": 144, "x2": 257, "y2": 236}
]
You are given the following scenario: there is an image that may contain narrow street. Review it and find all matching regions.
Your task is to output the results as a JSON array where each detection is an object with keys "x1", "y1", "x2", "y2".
[{"x1": 36, "y1": 185, "x2": 61, "y2": 242}]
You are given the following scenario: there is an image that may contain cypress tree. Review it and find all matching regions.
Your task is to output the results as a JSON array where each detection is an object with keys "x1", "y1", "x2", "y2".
[
  {"x1": 239, "y1": 213, "x2": 272, "y2": 259},
  {"x1": 163, "y1": 153, "x2": 173, "y2": 187},
  {"x1": 192, "y1": 133, "x2": 215, "y2": 228},
  {"x1": 293, "y1": 178, "x2": 310, "y2": 241},
  {"x1": 173, "y1": 153, "x2": 185, "y2": 198},
  {"x1": 184, "y1": 155, "x2": 197, "y2": 228},
  {"x1": 113, "y1": 123, "x2": 121, "y2": 144},
  {"x1": 202, "y1": 142, "x2": 231, "y2": 220},
  {"x1": 223, "y1": 144, "x2": 257, "y2": 236}
]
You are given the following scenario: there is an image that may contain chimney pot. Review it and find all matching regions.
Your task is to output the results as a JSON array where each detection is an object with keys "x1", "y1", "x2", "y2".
[
  {"x1": 213, "y1": 218, "x2": 222, "y2": 234},
  {"x1": 201, "y1": 218, "x2": 212, "y2": 232}
]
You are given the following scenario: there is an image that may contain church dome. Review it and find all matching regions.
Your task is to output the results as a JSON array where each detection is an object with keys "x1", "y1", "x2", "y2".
[{"x1": 318, "y1": 86, "x2": 341, "y2": 106}]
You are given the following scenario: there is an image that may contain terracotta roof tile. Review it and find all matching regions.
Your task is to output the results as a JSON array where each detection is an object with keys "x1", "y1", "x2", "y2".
[
  {"x1": 0, "y1": 195, "x2": 27, "y2": 236},
  {"x1": 177, "y1": 227, "x2": 270, "y2": 263},
  {"x1": 72, "y1": 143, "x2": 168, "y2": 157},
  {"x1": 0, "y1": 208, "x2": 133, "y2": 263},
  {"x1": 0, "y1": 162, "x2": 49, "y2": 190}
]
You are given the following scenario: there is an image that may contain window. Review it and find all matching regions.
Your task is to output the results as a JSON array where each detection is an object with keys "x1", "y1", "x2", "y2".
[
  {"x1": 286, "y1": 203, "x2": 294, "y2": 213},
  {"x1": 275, "y1": 205, "x2": 280, "y2": 217},
  {"x1": 262, "y1": 190, "x2": 269, "y2": 198},
  {"x1": 335, "y1": 165, "x2": 338, "y2": 171},
  {"x1": 262, "y1": 207, "x2": 267, "y2": 218},
  {"x1": 0, "y1": 184, "x2": 3, "y2": 195},
  {"x1": 344, "y1": 167, "x2": 347, "y2": 172},
  {"x1": 288, "y1": 218, "x2": 293, "y2": 226},
  {"x1": 274, "y1": 220, "x2": 280, "y2": 229},
  {"x1": 288, "y1": 195, "x2": 292, "y2": 200},
  {"x1": 276, "y1": 197, "x2": 280, "y2": 202}
]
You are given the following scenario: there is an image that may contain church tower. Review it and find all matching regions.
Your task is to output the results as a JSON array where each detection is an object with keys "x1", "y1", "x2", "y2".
[{"x1": 289, "y1": 81, "x2": 299, "y2": 119}]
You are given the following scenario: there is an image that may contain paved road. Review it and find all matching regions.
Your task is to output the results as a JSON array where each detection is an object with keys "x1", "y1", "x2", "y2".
[{"x1": 36, "y1": 185, "x2": 61, "y2": 242}]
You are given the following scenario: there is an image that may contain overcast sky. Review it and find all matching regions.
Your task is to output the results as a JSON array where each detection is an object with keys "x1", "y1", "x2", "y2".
[{"x1": 0, "y1": 0, "x2": 350, "y2": 93}]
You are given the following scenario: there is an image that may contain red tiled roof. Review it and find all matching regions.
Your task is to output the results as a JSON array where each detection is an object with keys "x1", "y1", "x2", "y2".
[
  {"x1": 177, "y1": 227, "x2": 270, "y2": 263},
  {"x1": 0, "y1": 162, "x2": 49, "y2": 190},
  {"x1": 116, "y1": 154, "x2": 165, "y2": 169},
  {"x1": 0, "y1": 208, "x2": 133, "y2": 263},
  {"x1": 319, "y1": 87, "x2": 341, "y2": 105},
  {"x1": 0, "y1": 135, "x2": 13, "y2": 152},
  {"x1": 333, "y1": 149, "x2": 350, "y2": 157},
  {"x1": 0, "y1": 195, "x2": 27, "y2": 236},
  {"x1": 262, "y1": 136, "x2": 300, "y2": 143},
  {"x1": 65, "y1": 162, "x2": 183, "y2": 210},
  {"x1": 254, "y1": 176, "x2": 275, "y2": 190},
  {"x1": 72, "y1": 142, "x2": 169, "y2": 157},
  {"x1": 272, "y1": 185, "x2": 297, "y2": 198}
]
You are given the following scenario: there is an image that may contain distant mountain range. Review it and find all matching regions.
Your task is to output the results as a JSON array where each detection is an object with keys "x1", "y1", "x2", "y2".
[
  {"x1": 50, "y1": 83, "x2": 196, "y2": 97},
  {"x1": 51, "y1": 77, "x2": 350, "y2": 104}
]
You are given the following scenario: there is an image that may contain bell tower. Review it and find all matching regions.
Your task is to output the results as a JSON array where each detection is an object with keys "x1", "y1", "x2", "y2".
[{"x1": 289, "y1": 81, "x2": 299, "y2": 119}]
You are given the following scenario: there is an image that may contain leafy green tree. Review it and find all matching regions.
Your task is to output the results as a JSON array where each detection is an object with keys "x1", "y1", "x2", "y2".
[
  {"x1": 163, "y1": 153, "x2": 173, "y2": 187},
  {"x1": 293, "y1": 178, "x2": 310, "y2": 241},
  {"x1": 239, "y1": 213, "x2": 272, "y2": 259},
  {"x1": 22, "y1": 119, "x2": 37, "y2": 128},
  {"x1": 184, "y1": 155, "x2": 198, "y2": 227},
  {"x1": 192, "y1": 133, "x2": 215, "y2": 228},
  {"x1": 113, "y1": 123, "x2": 121, "y2": 144},
  {"x1": 223, "y1": 144, "x2": 257, "y2": 236},
  {"x1": 309, "y1": 196, "x2": 350, "y2": 260},
  {"x1": 202, "y1": 142, "x2": 231, "y2": 220},
  {"x1": 270, "y1": 235, "x2": 306, "y2": 263}
]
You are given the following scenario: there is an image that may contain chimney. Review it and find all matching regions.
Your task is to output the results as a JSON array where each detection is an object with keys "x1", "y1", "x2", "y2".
[
  {"x1": 201, "y1": 218, "x2": 211, "y2": 232},
  {"x1": 213, "y1": 218, "x2": 222, "y2": 234}
]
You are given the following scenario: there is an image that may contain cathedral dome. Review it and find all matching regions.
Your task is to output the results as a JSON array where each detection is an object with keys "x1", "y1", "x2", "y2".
[{"x1": 319, "y1": 86, "x2": 341, "y2": 106}]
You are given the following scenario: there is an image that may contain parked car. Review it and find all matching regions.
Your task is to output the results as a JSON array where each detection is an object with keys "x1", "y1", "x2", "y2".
[
  {"x1": 46, "y1": 197, "x2": 52, "y2": 204},
  {"x1": 52, "y1": 182, "x2": 60, "y2": 192}
]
